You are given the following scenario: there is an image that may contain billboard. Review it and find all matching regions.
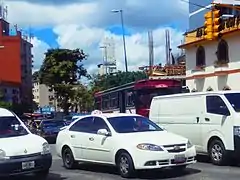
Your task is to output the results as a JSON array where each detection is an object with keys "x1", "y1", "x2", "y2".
[{"x1": 213, "y1": 0, "x2": 240, "y2": 5}]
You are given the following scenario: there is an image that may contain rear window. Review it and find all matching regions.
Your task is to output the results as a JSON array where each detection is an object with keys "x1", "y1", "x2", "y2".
[{"x1": 42, "y1": 121, "x2": 65, "y2": 128}]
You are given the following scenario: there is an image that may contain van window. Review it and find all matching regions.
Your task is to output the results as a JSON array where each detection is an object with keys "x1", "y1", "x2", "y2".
[
  {"x1": 0, "y1": 116, "x2": 28, "y2": 138},
  {"x1": 206, "y1": 96, "x2": 230, "y2": 115},
  {"x1": 225, "y1": 93, "x2": 240, "y2": 112}
]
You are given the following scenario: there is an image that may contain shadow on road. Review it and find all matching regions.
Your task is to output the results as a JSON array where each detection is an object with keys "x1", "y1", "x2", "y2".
[
  {"x1": 3, "y1": 173, "x2": 67, "y2": 180},
  {"x1": 74, "y1": 163, "x2": 201, "y2": 179}
]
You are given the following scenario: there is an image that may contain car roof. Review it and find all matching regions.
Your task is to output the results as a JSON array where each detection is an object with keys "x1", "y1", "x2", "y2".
[
  {"x1": 81, "y1": 113, "x2": 142, "y2": 119},
  {"x1": 0, "y1": 108, "x2": 14, "y2": 117}
]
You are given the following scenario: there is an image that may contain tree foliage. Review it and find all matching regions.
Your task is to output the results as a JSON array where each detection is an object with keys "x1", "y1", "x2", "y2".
[
  {"x1": 91, "y1": 71, "x2": 147, "y2": 92},
  {"x1": 71, "y1": 84, "x2": 94, "y2": 113},
  {"x1": 39, "y1": 48, "x2": 89, "y2": 114}
]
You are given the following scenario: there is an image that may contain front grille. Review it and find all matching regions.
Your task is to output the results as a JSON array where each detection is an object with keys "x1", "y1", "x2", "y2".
[
  {"x1": 10, "y1": 152, "x2": 41, "y2": 159},
  {"x1": 163, "y1": 143, "x2": 186, "y2": 153}
]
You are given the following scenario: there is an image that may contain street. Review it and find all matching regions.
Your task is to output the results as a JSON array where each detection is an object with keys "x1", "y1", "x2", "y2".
[{"x1": 4, "y1": 144, "x2": 240, "y2": 180}]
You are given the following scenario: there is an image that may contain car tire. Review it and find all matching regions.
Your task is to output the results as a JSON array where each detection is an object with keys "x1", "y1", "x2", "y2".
[
  {"x1": 62, "y1": 147, "x2": 77, "y2": 169},
  {"x1": 117, "y1": 152, "x2": 135, "y2": 178},
  {"x1": 35, "y1": 169, "x2": 49, "y2": 179},
  {"x1": 208, "y1": 139, "x2": 228, "y2": 166}
]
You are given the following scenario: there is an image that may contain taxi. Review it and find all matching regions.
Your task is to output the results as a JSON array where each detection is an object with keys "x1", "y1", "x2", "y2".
[
  {"x1": 0, "y1": 108, "x2": 52, "y2": 177},
  {"x1": 56, "y1": 110, "x2": 196, "y2": 178}
]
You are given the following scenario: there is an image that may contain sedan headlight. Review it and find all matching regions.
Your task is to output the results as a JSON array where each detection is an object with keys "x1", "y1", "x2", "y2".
[
  {"x1": 187, "y1": 140, "x2": 193, "y2": 148},
  {"x1": 41, "y1": 142, "x2": 51, "y2": 155},
  {"x1": 137, "y1": 143, "x2": 163, "y2": 151},
  {"x1": 0, "y1": 149, "x2": 6, "y2": 159}
]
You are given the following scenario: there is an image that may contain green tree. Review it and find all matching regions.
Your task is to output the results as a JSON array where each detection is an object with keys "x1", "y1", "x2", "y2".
[
  {"x1": 71, "y1": 84, "x2": 94, "y2": 113},
  {"x1": 39, "y1": 48, "x2": 89, "y2": 114},
  {"x1": 91, "y1": 71, "x2": 147, "y2": 91}
]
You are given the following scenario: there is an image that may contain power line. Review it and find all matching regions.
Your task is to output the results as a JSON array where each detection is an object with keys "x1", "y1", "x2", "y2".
[{"x1": 180, "y1": 0, "x2": 212, "y2": 10}]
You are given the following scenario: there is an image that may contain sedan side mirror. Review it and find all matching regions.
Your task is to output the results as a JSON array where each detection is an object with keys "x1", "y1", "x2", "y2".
[{"x1": 97, "y1": 129, "x2": 111, "y2": 136}]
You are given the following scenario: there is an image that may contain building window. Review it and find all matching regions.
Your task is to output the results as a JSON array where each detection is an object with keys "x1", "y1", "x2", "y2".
[
  {"x1": 196, "y1": 46, "x2": 205, "y2": 67},
  {"x1": 217, "y1": 39, "x2": 229, "y2": 63}
]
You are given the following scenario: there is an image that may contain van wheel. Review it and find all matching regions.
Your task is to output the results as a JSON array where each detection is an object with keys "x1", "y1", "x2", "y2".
[
  {"x1": 209, "y1": 139, "x2": 228, "y2": 165},
  {"x1": 117, "y1": 152, "x2": 135, "y2": 178},
  {"x1": 62, "y1": 147, "x2": 77, "y2": 169}
]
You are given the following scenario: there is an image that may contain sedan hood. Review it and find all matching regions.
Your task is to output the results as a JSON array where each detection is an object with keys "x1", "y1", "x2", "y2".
[
  {"x1": 0, "y1": 134, "x2": 46, "y2": 156},
  {"x1": 118, "y1": 131, "x2": 188, "y2": 146}
]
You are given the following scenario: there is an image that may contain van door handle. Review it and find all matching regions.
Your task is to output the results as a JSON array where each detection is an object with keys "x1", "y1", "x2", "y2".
[
  {"x1": 196, "y1": 117, "x2": 200, "y2": 123},
  {"x1": 205, "y1": 118, "x2": 210, "y2": 122},
  {"x1": 89, "y1": 137, "x2": 94, "y2": 141}
]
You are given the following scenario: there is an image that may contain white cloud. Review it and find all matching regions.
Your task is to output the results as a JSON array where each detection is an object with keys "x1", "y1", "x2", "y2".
[
  {"x1": 53, "y1": 25, "x2": 183, "y2": 74},
  {"x1": 31, "y1": 37, "x2": 50, "y2": 71},
  {"x1": 7, "y1": 0, "x2": 187, "y2": 74},
  {"x1": 7, "y1": 0, "x2": 188, "y2": 29}
]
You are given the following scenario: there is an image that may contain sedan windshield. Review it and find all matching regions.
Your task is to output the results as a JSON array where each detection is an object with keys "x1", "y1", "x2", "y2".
[
  {"x1": 0, "y1": 116, "x2": 28, "y2": 138},
  {"x1": 107, "y1": 116, "x2": 163, "y2": 133}
]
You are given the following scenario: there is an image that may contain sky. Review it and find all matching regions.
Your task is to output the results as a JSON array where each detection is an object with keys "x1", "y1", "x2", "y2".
[{"x1": 6, "y1": 0, "x2": 189, "y2": 75}]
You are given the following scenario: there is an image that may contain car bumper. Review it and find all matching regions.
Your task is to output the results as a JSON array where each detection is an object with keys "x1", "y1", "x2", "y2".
[
  {"x1": 0, "y1": 153, "x2": 52, "y2": 176},
  {"x1": 42, "y1": 134, "x2": 58, "y2": 140},
  {"x1": 132, "y1": 146, "x2": 196, "y2": 170}
]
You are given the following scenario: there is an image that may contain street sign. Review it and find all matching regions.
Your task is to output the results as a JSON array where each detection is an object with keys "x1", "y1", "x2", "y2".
[{"x1": 213, "y1": 0, "x2": 240, "y2": 5}]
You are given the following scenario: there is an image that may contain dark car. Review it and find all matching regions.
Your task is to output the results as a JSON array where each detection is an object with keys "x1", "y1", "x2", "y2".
[{"x1": 39, "y1": 120, "x2": 66, "y2": 143}]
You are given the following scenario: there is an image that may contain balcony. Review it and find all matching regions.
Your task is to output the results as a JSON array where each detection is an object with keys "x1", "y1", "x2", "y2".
[{"x1": 214, "y1": 60, "x2": 229, "y2": 76}]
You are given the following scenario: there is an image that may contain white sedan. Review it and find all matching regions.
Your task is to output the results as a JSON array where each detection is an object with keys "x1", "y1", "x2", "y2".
[{"x1": 56, "y1": 112, "x2": 196, "y2": 178}]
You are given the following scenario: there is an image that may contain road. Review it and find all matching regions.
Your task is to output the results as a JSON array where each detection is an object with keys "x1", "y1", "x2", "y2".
[{"x1": 6, "y1": 144, "x2": 240, "y2": 180}]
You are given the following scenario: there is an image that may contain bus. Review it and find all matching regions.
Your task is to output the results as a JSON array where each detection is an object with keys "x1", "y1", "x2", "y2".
[{"x1": 94, "y1": 79, "x2": 189, "y2": 117}]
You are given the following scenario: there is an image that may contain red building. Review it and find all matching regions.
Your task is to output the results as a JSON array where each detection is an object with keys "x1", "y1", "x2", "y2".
[{"x1": 0, "y1": 19, "x2": 33, "y2": 104}]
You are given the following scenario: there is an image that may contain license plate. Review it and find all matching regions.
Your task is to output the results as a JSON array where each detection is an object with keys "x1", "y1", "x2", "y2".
[
  {"x1": 174, "y1": 154, "x2": 186, "y2": 163},
  {"x1": 22, "y1": 161, "x2": 35, "y2": 170}
]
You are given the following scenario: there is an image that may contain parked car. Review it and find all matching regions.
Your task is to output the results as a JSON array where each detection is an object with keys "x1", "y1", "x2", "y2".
[
  {"x1": 39, "y1": 119, "x2": 66, "y2": 142},
  {"x1": 0, "y1": 108, "x2": 52, "y2": 177},
  {"x1": 149, "y1": 91, "x2": 240, "y2": 165},
  {"x1": 56, "y1": 111, "x2": 196, "y2": 178}
]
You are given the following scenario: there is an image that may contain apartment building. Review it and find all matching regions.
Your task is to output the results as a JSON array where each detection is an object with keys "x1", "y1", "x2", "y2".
[
  {"x1": 32, "y1": 80, "x2": 55, "y2": 107},
  {"x1": 0, "y1": 18, "x2": 33, "y2": 104}
]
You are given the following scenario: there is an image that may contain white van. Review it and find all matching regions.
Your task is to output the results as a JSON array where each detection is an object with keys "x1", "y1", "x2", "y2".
[
  {"x1": 0, "y1": 108, "x2": 52, "y2": 177},
  {"x1": 149, "y1": 91, "x2": 240, "y2": 166}
]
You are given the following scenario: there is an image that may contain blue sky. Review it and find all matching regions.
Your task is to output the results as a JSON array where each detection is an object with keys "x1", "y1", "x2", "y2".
[{"x1": 7, "y1": 0, "x2": 189, "y2": 73}]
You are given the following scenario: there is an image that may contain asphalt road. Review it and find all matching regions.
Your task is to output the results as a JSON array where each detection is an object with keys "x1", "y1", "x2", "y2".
[{"x1": 6, "y1": 144, "x2": 240, "y2": 180}]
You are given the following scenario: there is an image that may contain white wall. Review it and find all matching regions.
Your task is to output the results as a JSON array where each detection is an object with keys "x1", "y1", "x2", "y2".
[{"x1": 186, "y1": 35, "x2": 240, "y2": 92}]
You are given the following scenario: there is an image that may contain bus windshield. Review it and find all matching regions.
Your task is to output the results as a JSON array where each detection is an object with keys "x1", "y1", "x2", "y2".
[{"x1": 135, "y1": 87, "x2": 182, "y2": 109}]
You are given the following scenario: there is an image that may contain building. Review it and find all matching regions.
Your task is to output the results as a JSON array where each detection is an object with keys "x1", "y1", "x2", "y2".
[
  {"x1": 98, "y1": 37, "x2": 117, "y2": 75},
  {"x1": 189, "y1": 0, "x2": 240, "y2": 31},
  {"x1": 32, "y1": 81, "x2": 56, "y2": 107},
  {"x1": 180, "y1": 3, "x2": 240, "y2": 92},
  {"x1": 0, "y1": 17, "x2": 33, "y2": 104}
]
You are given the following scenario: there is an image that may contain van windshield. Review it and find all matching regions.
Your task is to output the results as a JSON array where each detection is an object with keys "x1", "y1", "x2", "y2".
[
  {"x1": 0, "y1": 116, "x2": 28, "y2": 138},
  {"x1": 225, "y1": 93, "x2": 240, "y2": 112}
]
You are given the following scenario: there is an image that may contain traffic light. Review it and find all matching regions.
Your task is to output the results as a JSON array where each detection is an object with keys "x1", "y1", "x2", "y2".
[
  {"x1": 204, "y1": 11, "x2": 213, "y2": 40},
  {"x1": 212, "y1": 9, "x2": 222, "y2": 38}
]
